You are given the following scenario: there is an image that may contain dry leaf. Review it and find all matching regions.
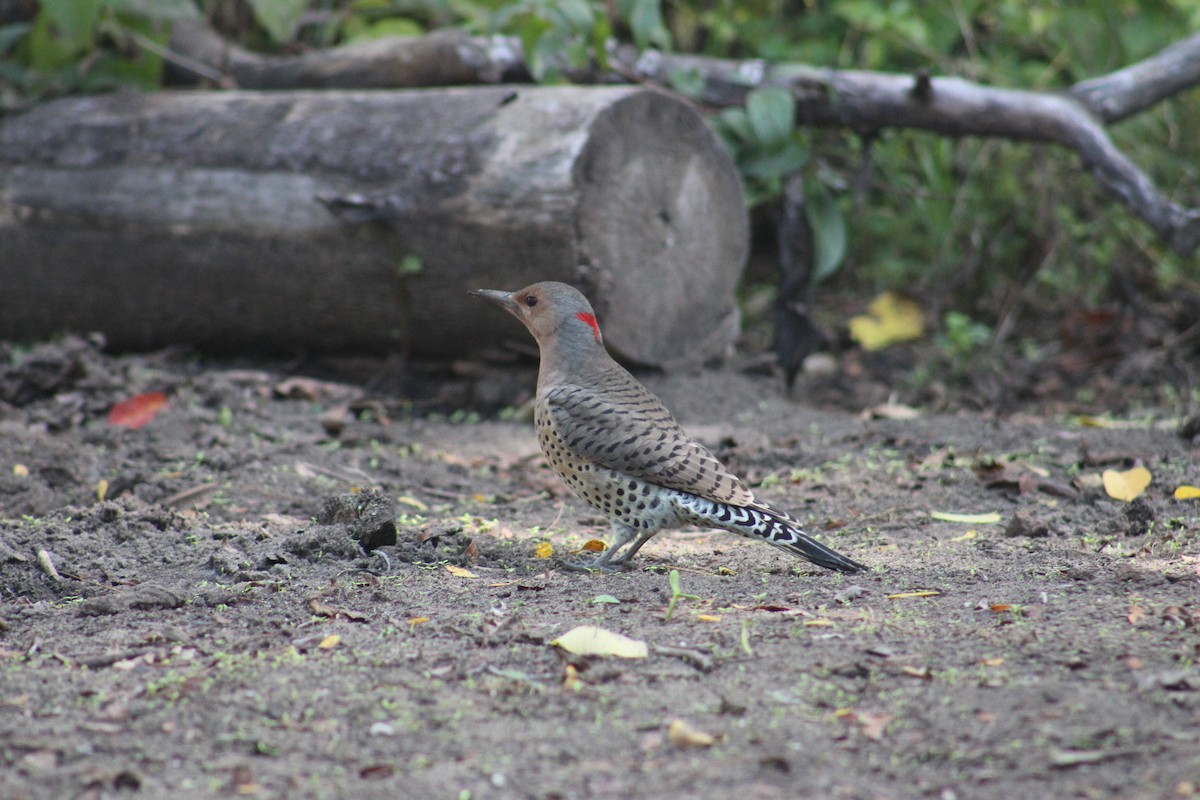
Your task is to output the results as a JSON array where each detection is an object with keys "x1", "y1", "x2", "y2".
[
  {"x1": 107, "y1": 392, "x2": 168, "y2": 429},
  {"x1": 848, "y1": 292, "x2": 925, "y2": 351},
  {"x1": 989, "y1": 604, "x2": 1012, "y2": 612},
  {"x1": 836, "y1": 708, "x2": 893, "y2": 741},
  {"x1": 580, "y1": 539, "x2": 608, "y2": 552},
  {"x1": 551, "y1": 626, "x2": 648, "y2": 659},
  {"x1": 445, "y1": 565, "x2": 477, "y2": 578},
  {"x1": 1174, "y1": 485, "x2": 1200, "y2": 500},
  {"x1": 1127, "y1": 605, "x2": 1146, "y2": 625},
  {"x1": 562, "y1": 663, "x2": 581, "y2": 690},
  {"x1": 408, "y1": 616, "x2": 429, "y2": 627},
  {"x1": 901, "y1": 665, "x2": 932, "y2": 679},
  {"x1": 396, "y1": 495, "x2": 428, "y2": 511},
  {"x1": 668, "y1": 719, "x2": 716, "y2": 748},
  {"x1": 803, "y1": 619, "x2": 835, "y2": 627},
  {"x1": 887, "y1": 591, "x2": 940, "y2": 599},
  {"x1": 864, "y1": 401, "x2": 921, "y2": 420},
  {"x1": 1102, "y1": 466, "x2": 1152, "y2": 502},
  {"x1": 930, "y1": 510, "x2": 1002, "y2": 524},
  {"x1": 696, "y1": 614, "x2": 722, "y2": 622},
  {"x1": 12, "y1": 464, "x2": 28, "y2": 477},
  {"x1": 97, "y1": 479, "x2": 109, "y2": 502},
  {"x1": 980, "y1": 656, "x2": 1005, "y2": 667},
  {"x1": 534, "y1": 542, "x2": 554, "y2": 559},
  {"x1": 318, "y1": 634, "x2": 340, "y2": 649}
]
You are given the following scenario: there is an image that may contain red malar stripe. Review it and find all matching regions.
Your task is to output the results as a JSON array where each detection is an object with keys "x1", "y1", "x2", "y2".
[{"x1": 576, "y1": 312, "x2": 601, "y2": 342}]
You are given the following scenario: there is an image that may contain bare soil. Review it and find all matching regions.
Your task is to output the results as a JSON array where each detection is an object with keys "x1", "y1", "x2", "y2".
[{"x1": 1, "y1": 335, "x2": 1198, "y2": 800}]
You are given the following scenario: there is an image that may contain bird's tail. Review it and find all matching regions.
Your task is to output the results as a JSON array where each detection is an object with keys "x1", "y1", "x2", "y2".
[
  {"x1": 756, "y1": 509, "x2": 866, "y2": 573},
  {"x1": 677, "y1": 496, "x2": 865, "y2": 573}
]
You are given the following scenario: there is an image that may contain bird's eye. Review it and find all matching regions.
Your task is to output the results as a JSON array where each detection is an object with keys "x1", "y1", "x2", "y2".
[{"x1": 524, "y1": 294, "x2": 538, "y2": 307}]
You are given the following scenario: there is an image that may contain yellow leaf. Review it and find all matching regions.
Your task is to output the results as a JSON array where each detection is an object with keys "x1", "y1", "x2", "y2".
[
  {"x1": 397, "y1": 495, "x2": 428, "y2": 511},
  {"x1": 989, "y1": 604, "x2": 1012, "y2": 612},
  {"x1": 580, "y1": 539, "x2": 608, "y2": 552},
  {"x1": 534, "y1": 542, "x2": 554, "y2": 559},
  {"x1": 667, "y1": 719, "x2": 716, "y2": 748},
  {"x1": 1174, "y1": 485, "x2": 1200, "y2": 500},
  {"x1": 445, "y1": 565, "x2": 477, "y2": 578},
  {"x1": 980, "y1": 656, "x2": 1004, "y2": 667},
  {"x1": 1127, "y1": 605, "x2": 1146, "y2": 625},
  {"x1": 318, "y1": 634, "x2": 340, "y2": 649},
  {"x1": 887, "y1": 591, "x2": 940, "y2": 599},
  {"x1": 562, "y1": 663, "x2": 581, "y2": 690},
  {"x1": 1102, "y1": 466, "x2": 1151, "y2": 502},
  {"x1": 12, "y1": 464, "x2": 28, "y2": 477},
  {"x1": 930, "y1": 511, "x2": 1002, "y2": 524},
  {"x1": 848, "y1": 291, "x2": 925, "y2": 351},
  {"x1": 950, "y1": 530, "x2": 977, "y2": 542},
  {"x1": 551, "y1": 625, "x2": 648, "y2": 659},
  {"x1": 901, "y1": 666, "x2": 931, "y2": 679},
  {"x1": 696, "y1": 615, "x2": 722, "y2": 622},
  {"x1": 408, "y1": 616, "x2": 429, "y2": 627},
  {"x1": 97, "y1": 479, "x2": 109, "y2": 503},
  {"x1": 803, "y1": 619, "x2": 836, "y2": 627}
]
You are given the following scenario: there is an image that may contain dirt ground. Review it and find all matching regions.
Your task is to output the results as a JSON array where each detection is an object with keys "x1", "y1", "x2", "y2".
[{"x1": 1, "y1": 334, "x2": 1198, "y2": 800}]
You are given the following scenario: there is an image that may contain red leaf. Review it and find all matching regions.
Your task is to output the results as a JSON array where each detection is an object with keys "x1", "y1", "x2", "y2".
[{"x1": 108, "y1": 392, "x2": 168, "y2": 429}]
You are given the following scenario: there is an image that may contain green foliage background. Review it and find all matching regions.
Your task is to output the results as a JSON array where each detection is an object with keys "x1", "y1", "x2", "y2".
[{"x1": 2, "y1": 0, "x2": 1197, "y2": 324}]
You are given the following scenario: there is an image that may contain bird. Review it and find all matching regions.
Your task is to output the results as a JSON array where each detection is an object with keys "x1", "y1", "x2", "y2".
[{"x1": 471, "y1": 281, "x2": 864, "y2": 574}]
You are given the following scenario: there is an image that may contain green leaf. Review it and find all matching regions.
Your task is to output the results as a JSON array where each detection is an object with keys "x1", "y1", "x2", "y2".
[
  {"x1": 105, "y1": 0, "x2": 199, "y2": 21},
  {"x1": 516, "y1": 13, "x2": 553, "y2": 80},
  {"x1": 668, "y1": 66, "x2": 704, "y2": 99},
  {"x1": 806, "y1": 185, "x2": 846, "y2": 284},
  {"x1": 589, "y1": 12, "x2": 611, "y2": 71},
  {"x1": 740, "y1": 139, "x2": 807, "y2": 181},
  {"x1": 246, "y1": 0, "x2": 307, "y2": 44},
  {"x1": 745, "y1": 87, "x2": 795, "y2": 148},
  {"x1": 628, "y1": 0, "x2": 669, "y2": 50},
  {"x1": 396, "y1": 254, "x2": 423, "y2": 276},
  {"x1": 0, "y1": 23, "x2": 31, "y2": 58},
  {"x1": 554, "y1": 0, "x2": 594, "y2": 32},
  {"x1": 88, "y1": 14, "x2": 165, "y2": 90},
  {"x1": 27, "y1": 12, "x2": 87, "y2": 70},
  {"x1": 39, "y1": 0, "x2": 100, "y2": 42},
  {"x1": 715, "y1": 107, "x2": 753, "y2": 145},
  {"x1": 344, "y1": 17, "x2": 424, "y2": 42}
]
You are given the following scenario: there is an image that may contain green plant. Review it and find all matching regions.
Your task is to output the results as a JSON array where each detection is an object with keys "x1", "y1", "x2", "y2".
[
  {"x1": 663, "y1": 568, "x2": 700, "y2": 621},
  {"x1": 938, "y1": 311, "x2": 993, "y2": 361},
  {"x1": 2, "y1": 0, "x2": 197, "y2": 101}
]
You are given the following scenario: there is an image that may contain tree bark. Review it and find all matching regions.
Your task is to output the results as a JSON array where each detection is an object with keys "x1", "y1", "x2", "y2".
[{"x1": 0, "y1": 87, "x2": 747, "y2": 367}]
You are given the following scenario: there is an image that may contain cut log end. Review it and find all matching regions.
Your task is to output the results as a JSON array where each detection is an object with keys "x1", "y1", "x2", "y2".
[{"x1": 574, "y1": 91, "x2": 747, "y2": 367}]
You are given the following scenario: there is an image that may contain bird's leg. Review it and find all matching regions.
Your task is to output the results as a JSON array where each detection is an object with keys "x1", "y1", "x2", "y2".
[
  {"x1": 558, "y1": 523, "x2": 636, "y2": 572},
  {"x1": 606, "y1": 529, "x2": 658, "y2": 565}
]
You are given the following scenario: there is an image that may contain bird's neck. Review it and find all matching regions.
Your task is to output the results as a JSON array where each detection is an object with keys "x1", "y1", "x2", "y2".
[{"x1": 535, "y1": 334, "x2": 618, "y2": 395}]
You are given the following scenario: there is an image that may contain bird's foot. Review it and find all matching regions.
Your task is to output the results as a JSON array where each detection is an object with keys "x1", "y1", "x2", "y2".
[{"x1": 555, "y1": 556, "x2": 629, "y2": 574}]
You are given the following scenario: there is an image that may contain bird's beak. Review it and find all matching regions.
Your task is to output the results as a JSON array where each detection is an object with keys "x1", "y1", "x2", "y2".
[{"x1": 469, "y1": 288, "x2": 520, "y2": 317}]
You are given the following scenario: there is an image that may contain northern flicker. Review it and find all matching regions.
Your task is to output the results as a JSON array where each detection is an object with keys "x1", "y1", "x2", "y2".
[{"x1": 471, "y1": 281, "x2": 864, "y2": 573}]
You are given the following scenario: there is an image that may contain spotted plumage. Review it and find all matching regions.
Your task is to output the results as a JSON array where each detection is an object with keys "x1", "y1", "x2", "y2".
[{"x1": 471, "y1": 281, "x2": 864, "y2": 573}]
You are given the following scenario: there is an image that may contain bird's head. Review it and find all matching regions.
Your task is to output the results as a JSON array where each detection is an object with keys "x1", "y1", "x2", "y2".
[{"x1": 471, "y1": 281, "x2": 604, "y2": 351}]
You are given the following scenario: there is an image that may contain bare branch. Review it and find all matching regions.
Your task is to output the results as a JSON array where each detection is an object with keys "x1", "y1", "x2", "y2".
[
  {"x1": 1069, "y1": 31, "x2": 1200, "y2": 123},
  {"x1": 615, "y1": 48, "x2": 1200, "y2": 255}
]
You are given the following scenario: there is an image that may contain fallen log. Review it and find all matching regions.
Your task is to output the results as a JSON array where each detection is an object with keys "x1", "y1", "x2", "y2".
[{"x1": 0, "y1": 86, "x2": 748, "y2": 367}]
